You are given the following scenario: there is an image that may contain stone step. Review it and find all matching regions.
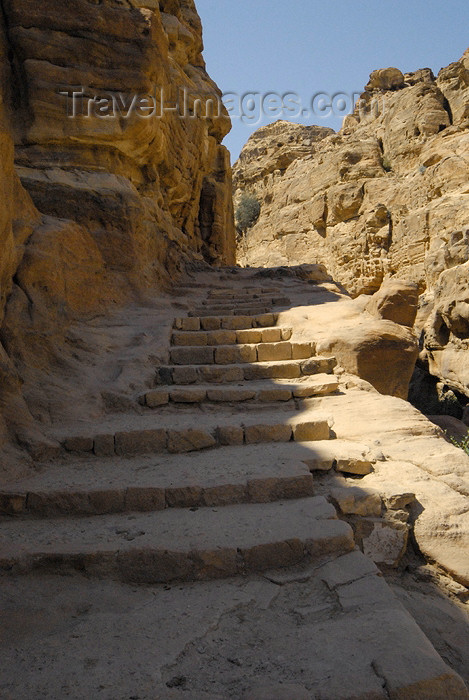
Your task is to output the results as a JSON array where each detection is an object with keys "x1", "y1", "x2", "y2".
[
  {"x1": 141, "y1": 374, "x2": 339, "y2": 407},
  {"x1": 200, "y1": 296, "x2": 291, "y2": 307},
  {"x1": 174, "y1": 313, "x2": 278, "y2": 331},
  {"x1": 200, "y1": 300, "x2": 286, "y2": 310},
  {"x1": 0, "y1": 497, "x2": 354, "y2": 583},
  {"x1": 190, "y1": 306, "x2": 272, "y2": 317},
  {"x1": 0, "y1": 448, "x2": 316, "y2": 517},
  {"x1": 171, "y1": 326, "x2": 293, "y2": 346},
  {"x1": 3, "y1": 553, "x2": 466, "y2": 700},
  {"x1": 1, "y1": 440, "x2": 373, "y2": 517},
  {"x1": 168, "y1": 341, "x2": 315, "y2": 366},
  {"x1": 156, "y1": 356, "x2": 337, "y2": 385},
  {"x1": 207, "y1": 287, "x2": 282, "y2": 298},
  {"x1": 58, "y1": 411, "x2": 332, "y2": 456}
]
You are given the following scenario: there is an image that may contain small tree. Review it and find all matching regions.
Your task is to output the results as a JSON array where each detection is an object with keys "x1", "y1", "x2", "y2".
[{"x1": 235, "y1": 193, "x2": 260, "y2": 234}]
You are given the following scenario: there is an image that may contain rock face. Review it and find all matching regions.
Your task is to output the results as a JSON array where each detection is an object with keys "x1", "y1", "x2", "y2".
[
  {"x1": 4, "y1": 0, "x2": 235, "y2": 274},
  {"x1": 234, "y1": 49, "x2": 469, "y2": 398},
  {"x1": 0, "y1": 0, "x2": 235, "y2": 459}
]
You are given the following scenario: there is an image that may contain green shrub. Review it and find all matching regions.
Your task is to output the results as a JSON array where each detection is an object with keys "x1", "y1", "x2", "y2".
[
  {"x1": 235, "y1": 193, "x2": 260, "y2": 233},
  {"x1": 381, "y1": 156, "x2": 392, "y2": 172},
  {"x1": 447, "y1": 430, "x2": 469, "y2": 455}
]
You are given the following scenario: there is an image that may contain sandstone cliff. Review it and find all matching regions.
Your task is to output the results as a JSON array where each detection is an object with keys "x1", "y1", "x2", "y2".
[
  {"x1": 234, "y1": 49, "x2": 469, "y2": 401},
  {"x1": 0, "y1": 0, "x2": 235, "y2": 460}
]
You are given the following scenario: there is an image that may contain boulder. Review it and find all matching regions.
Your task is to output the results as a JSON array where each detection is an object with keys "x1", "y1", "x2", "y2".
[
  {"x1": 366, "y1": 278, "x2": 419, "y2": 327},
  {"x1": 318, "y1": 320, "x2": 418, "y2": 399},
  {"x1": 365, "y1": 67, "x2": 406, "y2": 92}
]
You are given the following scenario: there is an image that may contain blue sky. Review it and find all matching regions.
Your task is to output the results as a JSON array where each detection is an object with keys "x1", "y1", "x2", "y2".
[{"x1": 196, "y1": 0, "x2": 469, "y2": 161}]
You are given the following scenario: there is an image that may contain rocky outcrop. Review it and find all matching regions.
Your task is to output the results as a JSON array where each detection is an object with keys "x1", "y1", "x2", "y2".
[
  {"x1": 234, "y1": 121, "x2": 334, "y2": 191},
  {"x1": 421, "y1": 241, "x2": 469, "y2": 399},
  {"x1": 0, "y1": 0, "x2": 235, "y2": 461},
  {"x1": 234, "y1": 48, "x2": 469, "y2": 398},
  {"x1": 4, "y1": 0, "x2": 235, "y2": 277}
]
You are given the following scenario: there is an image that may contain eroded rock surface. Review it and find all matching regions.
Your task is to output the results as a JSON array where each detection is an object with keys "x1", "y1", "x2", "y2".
[
  {"x1": 0, "y1": 0, "x2": 235, "y2": 461},
  {"x1": 234, "y1": 48, "x2": 469, "y2": 397}
]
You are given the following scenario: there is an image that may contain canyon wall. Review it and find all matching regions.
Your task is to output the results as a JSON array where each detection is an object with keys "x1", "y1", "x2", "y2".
[
  {"x1": 0, "y1": 0, "x2": 235, "y2": 458},
  {"x1": 234, "y1": 49, "x2": 469, "y2": 399}
]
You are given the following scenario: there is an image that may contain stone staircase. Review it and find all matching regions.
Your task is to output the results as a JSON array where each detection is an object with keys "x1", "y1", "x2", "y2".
[
  {"x1": 0, "y1": 286, "x2": 357, "y2": 582},
  {"x1": 188, "y1": 286, "x2": 291, "y2": 316},
  {"x1": 141, "y1": 311, "x2": 338, "y2": 407},
  {"x1": 1, "y1": 279, "x2": 468, "y2": 698}
]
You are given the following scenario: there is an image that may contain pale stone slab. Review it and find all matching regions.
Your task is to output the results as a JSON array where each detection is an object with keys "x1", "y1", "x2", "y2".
[
  {"x1": 144, "y1": 389, "x2": 170, "y2": 407},
  {"x1": 331, "y1": 486, "x2": 382, "y2": 516},
  {"x1": 167, "y1": 429, "x2": 216, "y2": 454},
  {"x1": 171, "y1": 331, "x2": 208, "y2": 346},
  {"x1": 301, "y1": 356, "x2": 337, "y2": 374},
  {"x1": 292, "y1": 374, "x2": 339, "y2": 397},
  {"x1": 292, "y1": 420, "x2": 330, "y2": 441},
  {"x1": 237, "y1": 328, "x2": 262, "y2": 344},
  {"x1": 171, "y1": 366, "x2": 198, "y2": 384},
  {"x1": 260, "y1": 328, "x2": 282, "y2": 342},
  {"x1": 244, "y1": 361, "x2": 302, "y2": 380},
  {"x1": 174, "y1": 317, "x2": 200, "y2": 331},
  {"x1": 214, "y1": 344, "x2": 257, "y2": 364},
  {"x1": 318, "y1": 550, "x2": 380, "y2": 589},
  {"x1": 170, "y1": 346, "x2": 215, "y2": 365},
  {"x1": 200, "y1": 317, "x2": 222, "y2": 330},
  {"x1": 216, "y1": 426, "x2": 245, "y2": 445},
  {"x1": 335, "y1": 457, "x2": 374, "y2": 475},
  {"x1": 63, "y1": 436, "x2": 94, "y2": 453},
  {"x1": 291, "y1": 342, "x2": 313, "y2": 360},
  {"x1": 170, "y1": 388, "x2": 207, "y2": 403},
  {"x1": 257, "y1": 388, "x2": 292, "y2": 402},
  {"x1": 93, "y1": 434, "x2": 115, "y2": 457},
  {"x1": 114, "y1": 429, "x2": 167, "y2": 456},
  {"x1": 207, "y1": 387, "x2": 256, "y2": 402},
  {"x1": 245, "y1": 423, "x2": 293, "y2": 444},
  {"x1": 257, "y1": 341, "x2": 292, "y2": 362},
  {"x1": 210, "y1": 330, "x2": 237, "y2": 345}
]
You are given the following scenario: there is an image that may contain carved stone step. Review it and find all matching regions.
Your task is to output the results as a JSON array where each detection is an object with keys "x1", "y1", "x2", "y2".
[
  {"x1": 0, "y1": 439, "x2": 377, "y2": 517},
  {"x1": 190, "y1": 306, "x2": 272, "y2": 317},
  {"x1": 156, "y1": 357, "x2": 337, "y2": 385},
  {"x1": 0, "y1": 449, "x2": 316, "y2": 517},
  {"x1": 141, "y1": 375, "x2": 339, "y2": 407},
  {"x1": 171, "y1": 326, "x2": 293, "y2": 346},
  {"x1": 199, "y1": 296, "x2": 291, "y2": 307},
  {"x1": 58, "y1": 412, "x2": 332, "y2": 457},
  {"x1": 168, "y1": 341, "x2": 315, "y2": 365},
  {"x1": 0, "y1": 497, "x2": 354, "y2": 583},
  {"x1": 207, "y1": 287, "x2": 281, "y2": 298},
  {"x1": 175, "y1": 313, "x2": 278, "y2": 330}
]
